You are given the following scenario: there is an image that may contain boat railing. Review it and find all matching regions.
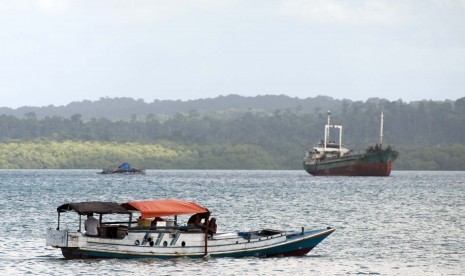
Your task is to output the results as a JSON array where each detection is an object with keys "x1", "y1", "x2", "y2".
[
  {"x1": 101, "y1": 221, "x2": 132, "y2": 225},
  {"x1": 96, "y1": 224, "x2": 206, "y2": 239},
  {"x1": 100, "y1": 220, "x2": 208, "y2": 233},
  {"x1": 347, "y1": 149, "x2": 367, "y2": 156},
  {"x1": 129, "y1": 225, "x2": 205, "y2": 232},
  {"x1": 340, "y1": 145, "x2": 395, "y2": 157},
  {"x1": 312, "y1": 148, "x2": 367, "y2": 162}
]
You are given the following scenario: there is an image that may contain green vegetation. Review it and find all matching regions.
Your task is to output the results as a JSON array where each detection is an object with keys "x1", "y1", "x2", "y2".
[
  {"x1": 0, "y1": 96, "x2": 464, "y2": 170},
  {"x1": 1, "y1": 141, "x2": 464, "y2": 170},
  {"x1": 0, "y1": 140, "x2": 277, "y2": 170},
  {"x1": 396, "y1": 144, "x2": 465, "y2": 171}
]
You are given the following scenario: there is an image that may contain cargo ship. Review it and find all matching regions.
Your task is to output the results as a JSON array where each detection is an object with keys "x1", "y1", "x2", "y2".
[{"x1": 303, "y1": 111, "x2": 398, "y2": 176}]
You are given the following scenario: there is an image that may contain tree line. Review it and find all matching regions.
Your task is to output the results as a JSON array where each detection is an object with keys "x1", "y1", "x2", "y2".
[
  {"x1": 0, "y1": 97, "x2": 464, "y2": 170},
  {"x1": 0, "y1": 95, "x2": 343, "y2": 121},
  {"x1": 0, "y1": 140, "x2": 276, "y2": 170}
]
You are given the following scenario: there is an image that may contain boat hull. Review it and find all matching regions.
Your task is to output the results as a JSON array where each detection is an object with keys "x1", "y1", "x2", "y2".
[
  {"x1": 98, "y1": 168, "x2": 145, "y2": 174},
  {"x1": 48, "y1": 228, "x2": 335, "y2": 259},
  {"x1": 304, "y1": 149, "x2": 398, "y2": 176}
]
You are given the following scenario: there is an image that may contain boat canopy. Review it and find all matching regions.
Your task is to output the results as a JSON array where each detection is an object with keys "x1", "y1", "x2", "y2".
[
  {"x1": 57, "y1": 202, "x2": 130, "y2": 215},
  {"x1": 122, "y1": 199, "x2": 208, "y2": 219},
  {"x1": 118, "y1": 162, "x2": 131, "y2": 170}
]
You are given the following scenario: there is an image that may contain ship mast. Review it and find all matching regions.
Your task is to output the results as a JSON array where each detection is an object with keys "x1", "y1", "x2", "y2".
[
  {"x1": 325, "y1": 110, "x2": 331, "y2": 150},
  {"x1": 379, "y1": 112, "x2": 384, "y2": 146}
]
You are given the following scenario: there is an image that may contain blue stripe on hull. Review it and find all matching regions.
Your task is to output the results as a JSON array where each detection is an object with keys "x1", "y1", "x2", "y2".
[{"x1": 211, "y1": 232, "x2": 330, "y2": 258}]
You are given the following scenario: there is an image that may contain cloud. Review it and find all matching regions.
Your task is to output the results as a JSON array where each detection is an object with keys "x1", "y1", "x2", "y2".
[
  {"x1": 278, "y1": 0, "x2": 410, "y2": 25},
  {"x1": 36, "y1": 0, "x2": 69, "y2": 15},
  {"x1": 3, "y1": 0, "x2": 238, "y2": 23},
  {"x1": 432, "y1": 0, "x2": 465, "y2": 7}
]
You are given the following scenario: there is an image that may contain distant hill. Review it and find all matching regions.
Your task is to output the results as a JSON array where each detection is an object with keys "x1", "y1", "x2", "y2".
[
  {"x1": 1, "y1": 95, "x2": 464, "y2": 170},
  {"x1": 0, "y1": 94, "x2": 347, "y2": 121}
]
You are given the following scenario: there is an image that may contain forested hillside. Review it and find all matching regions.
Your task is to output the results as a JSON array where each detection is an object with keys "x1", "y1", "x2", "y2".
[
  {"x1": 0, "y1": 95, "x2": 343, "y2": 121},
  {"x1": 1, "y1": 96, "x2": 464, "y2": 170},
  {"x1": 0, "y1": 141, "x2": 276, "y2": 170}
]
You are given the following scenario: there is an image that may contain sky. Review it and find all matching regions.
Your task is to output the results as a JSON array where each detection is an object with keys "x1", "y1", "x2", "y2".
[{"x1": 1, "y1": 0, "x2": 464, "y2": 108}]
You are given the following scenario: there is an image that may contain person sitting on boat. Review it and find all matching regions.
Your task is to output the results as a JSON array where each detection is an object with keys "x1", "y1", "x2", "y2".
[
  {"x1": 84, "y1": 213, "x2": 100, "y2": 237},
  {"x1": 187, "y1": 210, "x2": 210, "y2": 228},
  {"x1": 207, "y1": 217, "x2": 217, "y2": 236},
  {"x1": 151, "y1": 217, "x2": 164, "y2": 227}
]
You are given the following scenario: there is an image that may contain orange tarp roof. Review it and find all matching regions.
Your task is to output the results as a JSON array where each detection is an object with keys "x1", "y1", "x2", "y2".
[{"x1": 125, "y1": 199, "x2": 208, "y2": 219}]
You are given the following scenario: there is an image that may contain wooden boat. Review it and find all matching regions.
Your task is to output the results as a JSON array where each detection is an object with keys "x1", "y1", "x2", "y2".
[
  {"x1": 98, "y1": 168, "x2": 145, "y2": 174},
  {"x1": 98, "y1": 162, "x2": 145, "y2": 174},
  {"x1": 46, "y1": 199, "x2": 335, "y2": 259}
]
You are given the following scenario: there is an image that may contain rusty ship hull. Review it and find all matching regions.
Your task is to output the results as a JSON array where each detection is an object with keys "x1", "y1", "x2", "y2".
[{"x1": 304, "y1": 148, "x2": 398, "y2": 176}]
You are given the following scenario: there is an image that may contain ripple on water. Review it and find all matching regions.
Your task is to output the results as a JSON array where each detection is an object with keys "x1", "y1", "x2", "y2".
[{"x1": 0, "y1": 170, "x2": 465, "y2": 275}]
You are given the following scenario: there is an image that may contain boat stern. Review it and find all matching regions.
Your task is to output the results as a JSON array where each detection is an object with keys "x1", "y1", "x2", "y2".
[{"x1": 46, "y1": 228, "x2": 69, "y2": 247}]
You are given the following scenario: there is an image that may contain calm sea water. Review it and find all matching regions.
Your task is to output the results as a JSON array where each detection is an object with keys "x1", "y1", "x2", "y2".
[{"x1": 0, "y1": 170, "x2": 464, "y2": 275}]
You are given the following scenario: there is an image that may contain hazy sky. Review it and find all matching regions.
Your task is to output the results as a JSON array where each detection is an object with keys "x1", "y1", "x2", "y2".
[{"x1": 1, "y1": 0, "x2": 464, "y2": 108}]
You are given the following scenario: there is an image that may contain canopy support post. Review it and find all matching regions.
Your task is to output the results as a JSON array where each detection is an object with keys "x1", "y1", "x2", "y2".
[
  {"x1": 204, "y1": 228, "x2": 208, "y2": 256},
  {"x1": 79, "y1": 215, "x2": 82, "y2": 232},
  {"x1": 57, "y1": 212, "x2": 61, "y2": 230},
  {"x1": 128, "y1": 213, "x2": 133, "y2": 227}
]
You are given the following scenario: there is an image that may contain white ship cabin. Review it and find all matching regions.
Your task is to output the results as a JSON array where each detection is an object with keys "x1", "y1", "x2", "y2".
[
  {"x1": 312, "y1": 141, "x2": 350, "y2": 159},
  {"x1": 309, "y1": 123, "x2": 350, "y2": 160}
]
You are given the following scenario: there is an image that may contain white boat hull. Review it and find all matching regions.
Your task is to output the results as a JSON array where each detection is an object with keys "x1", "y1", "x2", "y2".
[{"x1": 47, "y1": 227, "x2": 335, "y2": 259}]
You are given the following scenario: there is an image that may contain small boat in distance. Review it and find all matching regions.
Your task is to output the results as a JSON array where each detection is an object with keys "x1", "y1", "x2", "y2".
[
  {"x1": 303, "y1": 111, "x2": 399, "y2": 176},
  {"x1": 46, "y1": 199, "x2": 335, "y2": 259},
  {"x1": 98, "y1": 162, "x2": 145, "y2": 174}
]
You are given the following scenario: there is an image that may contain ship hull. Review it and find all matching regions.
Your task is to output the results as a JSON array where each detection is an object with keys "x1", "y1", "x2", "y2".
[{"x1": 304, "y1": 149, "x2": 398, "y2": 176}]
